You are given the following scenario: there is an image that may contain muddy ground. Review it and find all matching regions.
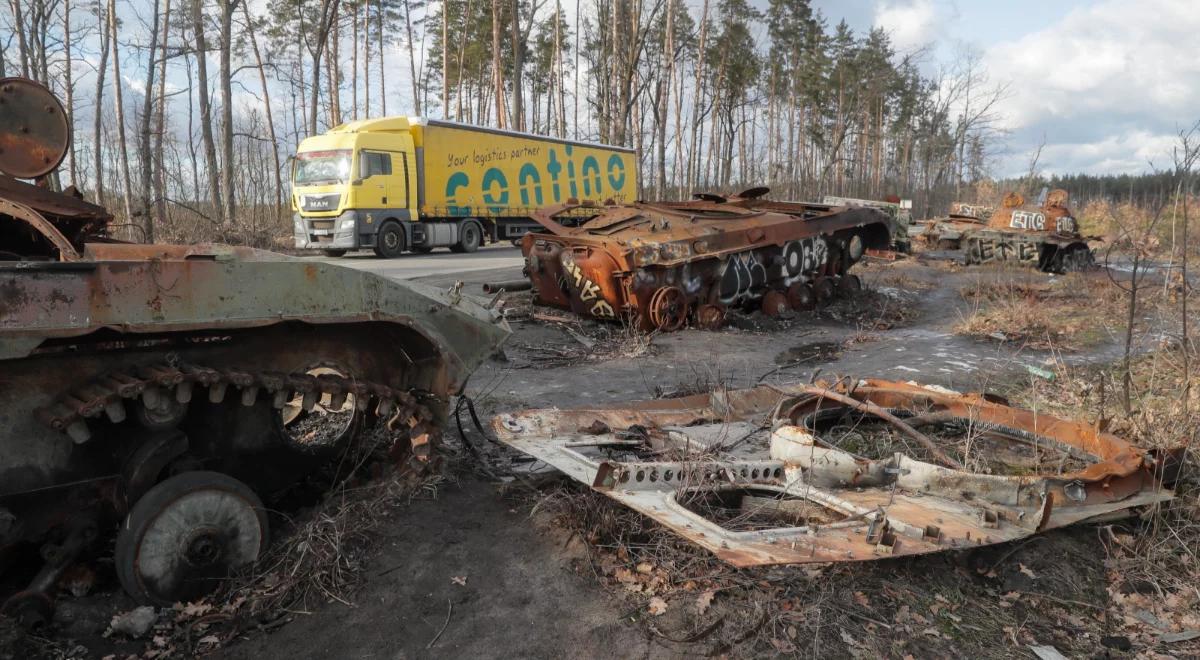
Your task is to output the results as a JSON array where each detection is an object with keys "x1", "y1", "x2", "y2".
[{"x1": 6, "y1": 252, "x2": 1193, "y2": 658}]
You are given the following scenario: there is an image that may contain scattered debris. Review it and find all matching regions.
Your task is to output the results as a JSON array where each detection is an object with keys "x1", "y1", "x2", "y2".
[
  {"x1": 108, "y1": 606, "x2": 157, "y2": 639},
  {"x1": 494, "y1": 379, "x2": 1175, "y2": 566}
]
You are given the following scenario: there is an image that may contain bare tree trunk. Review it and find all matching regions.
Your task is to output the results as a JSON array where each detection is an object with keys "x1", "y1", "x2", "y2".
[
  {"x1": 377, "y1": 0, "x2": 385, "y2": 115},
  {"x1": 62, "y1": 0, "x2": 78, "y2": 186},
  {"x1": 687, "y1": 0, "x2": 709, "y2": 193},
  {"x1": 137, "y1": 0, "x2": 161, "y2": 235},
  {"x1": 8, "y1": 0, "x2": 30, "y2": 78},
  {"x1": 192, "y1": 0, "x2": 223, "y2": 220},
  {"x1": 108, "y1": 0, "x2": 134, "y2": 227},
  {"x1": 491, "y1": 0, "x2": 506, "y2": 127},
  {"x1": 509, "y1": 0, "x2": 522, "y2": 130},
  {"x1": 554, "y1": 0, "x2": 564, "y2": 137},
  {"x1": 153, "y1": 0, "x2": 172, "y2": 231},
  {"x1": 218, "y1": 0, "x2": 236, "y2": 227},
  {"x1": 93, "y1": 0, "x2": 111, "y2": 200},
  {"x1": 441, "y1": 0, "x2": 448, "y2": 117},
  {"x1": 242, "y1": 1, "x2": 283, "y2": 218},
  {"x1": 403, "y1": 0, "x2": 420, "y2": 113},
  {"x1": 352, "y1": 0, "x2": 358, "y2": 118},
  {"x1": 363, "y1": 0, "x2": 371, "y2": 116}
]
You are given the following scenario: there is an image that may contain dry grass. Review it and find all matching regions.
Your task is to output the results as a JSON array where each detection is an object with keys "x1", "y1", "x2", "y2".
[
  {"x1": 1006, "y1": 344, "x2": 1200, "y2": 654},
  {"x1": 953, "y1": 269, "x2": 1155, "y2": 350}
]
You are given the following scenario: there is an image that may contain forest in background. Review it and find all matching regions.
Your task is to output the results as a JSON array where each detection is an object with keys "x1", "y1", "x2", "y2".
[{"x1": 0, "y1": 0, "x2": 1194, "y2": 246}]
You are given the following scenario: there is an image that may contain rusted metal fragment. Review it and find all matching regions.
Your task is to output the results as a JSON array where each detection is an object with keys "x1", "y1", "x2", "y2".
[
  {"x1": 492, "y1": 380, "x2": 1172, "y2": 566},
  {"x1": 520, "y1": 190, "x2": 896, "y2": 331},
  {"x1": 921, "y1": 190, "x2": 1097, "y2": 273}
]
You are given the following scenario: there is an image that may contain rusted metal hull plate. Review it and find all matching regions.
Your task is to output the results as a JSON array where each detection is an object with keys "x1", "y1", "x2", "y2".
[{"x1": 492, "y1": 380, "x2": 1172, "y2": 566}]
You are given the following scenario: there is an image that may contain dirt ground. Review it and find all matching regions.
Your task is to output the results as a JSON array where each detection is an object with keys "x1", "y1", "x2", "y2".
[{"x1": 6, "y1": 251, "x2": 1195, "y2": 658}]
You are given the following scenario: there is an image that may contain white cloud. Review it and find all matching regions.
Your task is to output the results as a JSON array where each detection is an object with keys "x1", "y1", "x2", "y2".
[
  {"x1": 1038, "y1": 130, "x2": 1179, "y2": 176},
  {"x1": 985, "y1": 0, "x2": 1200, "y2": 131},
  {"x1": 873, "y1": 0, "x2": 940, "y2": 53}
]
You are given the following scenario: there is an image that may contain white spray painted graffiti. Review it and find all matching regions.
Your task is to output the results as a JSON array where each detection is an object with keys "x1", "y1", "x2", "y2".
[
  {"x1": 1009, "y1": 210, "x2": 1046, "y2": 231},
  {"x1": 717, "y1": 237, "x2": 828, "y2": 304}
]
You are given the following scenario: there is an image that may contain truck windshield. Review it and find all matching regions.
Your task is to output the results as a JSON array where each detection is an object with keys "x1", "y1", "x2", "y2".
[{"x1": 294, "y1": 150, "x2": 352, "y2": 185}]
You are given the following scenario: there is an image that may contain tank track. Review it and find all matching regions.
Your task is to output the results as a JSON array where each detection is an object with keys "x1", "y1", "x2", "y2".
[{"x1": 32, "y1": 362, "x2": 438, "y2": 452}]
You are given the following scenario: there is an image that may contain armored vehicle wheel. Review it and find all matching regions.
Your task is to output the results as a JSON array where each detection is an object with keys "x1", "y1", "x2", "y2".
[
  {"x1": 838, "y1": 274, "x2": 862, "y2": 295},
  {"x1": 813, "y1": 277, "x2": 836, "y2": 305},
  {"x1": 761, "y1": 290, "x2": 789, "y2": 318},
  {"x1": 786, "y1": 282, "x2": 815, "y2": 311},
  {"x1": 322, "y1": 249, "x2": 347, "y2": 258},
  {"x1": 647, "y1": 286, "x2": 688, "y2": 332},
  {"x1": 116, "y1": 471, "x2": 268, "y2": 606},
  {"x1": 374, "y1": 221, "x2": 406, "y2": 258},
  {"x1": 451, "y1": 222, "x2": 482, "y2": 254},
  {"x1": 694, "y1": 304, "x2": 725, "y2": 330}
]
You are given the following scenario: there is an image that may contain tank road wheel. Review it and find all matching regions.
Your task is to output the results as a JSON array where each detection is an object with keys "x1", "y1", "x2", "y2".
[
  {"x1": 116, "y1": 471, "x2": 268, "y2": 606},
  {"x1": 761, "y1": 290, "x2": 789, "y2": 318},
  {"x1": 838, "y1": 274, "x2": 862, "y2": 295},
  {"x1": 451, "y1": 222, "x2": 482, "y2": 254},
  {"x1": 647, "y1": 286, "x2": 689, "y2": 332},
  {"x1": 813, "y1": 277, "x2": 836, "y2": 305},
  {"x1": 786, "y1": 282, "x2": 815, "y2": 311},
  {"x1": 694, "y1": 304, "x2": 726, "y2": 331},
  {"x1": 322, "y1": 249, "x2": 347, "y2": 258},
  {"x1": 374, "y1": 221, "x2": 406, "y2": 259}
]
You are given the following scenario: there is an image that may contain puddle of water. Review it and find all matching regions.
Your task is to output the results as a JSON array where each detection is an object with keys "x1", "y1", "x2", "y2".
[{"x1": 774, "y1": 341, "x2": 844, "y2": 366}]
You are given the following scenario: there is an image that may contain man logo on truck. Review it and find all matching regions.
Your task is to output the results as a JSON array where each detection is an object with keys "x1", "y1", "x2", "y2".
[{"x1": 293, "y1": 116, "x2": 638, "y2": 259}]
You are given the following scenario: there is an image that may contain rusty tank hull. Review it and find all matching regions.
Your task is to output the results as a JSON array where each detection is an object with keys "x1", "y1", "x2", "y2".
[
  {"x1": 0, "y1": 78, "x2": 510, "y2": 620},
  {"x1": 921, "y1": 191, "x2": 1096, "y2": 273},
  {"x1": 520, "y1": 193, "x2": 896, "y2": 330}
]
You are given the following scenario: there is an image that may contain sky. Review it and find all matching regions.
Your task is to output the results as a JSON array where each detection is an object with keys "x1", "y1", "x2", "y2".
[
  {"x1": 823, "y1": 0, "x2": 1200, "y2": 177},
  {"x1": 34, "y1": 0, "x2": 1200, "y2": 181}
]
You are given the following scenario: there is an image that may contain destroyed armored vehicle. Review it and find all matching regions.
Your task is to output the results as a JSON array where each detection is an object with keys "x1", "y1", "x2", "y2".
[
  {"x1": 921, "y1": 190, "x2": 1095, "y2": 273},
  {"x1": 494, "y1": 379, "x2": 1174, "y2": 566},
  {"x1": 821, "y1": 195, "x2": 913, "y2": 253},
  {"x1": 0, "y1": 78, "x2": 509, "y2": 623},
  {"x1": 520, "y1": 189, "x2": 896, "y2": 331}
]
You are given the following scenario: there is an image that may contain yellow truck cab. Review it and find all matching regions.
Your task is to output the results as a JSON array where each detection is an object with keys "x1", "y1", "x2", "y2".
[{"x1": 292, "y1": 117, "x2": 638, "y2": 258}]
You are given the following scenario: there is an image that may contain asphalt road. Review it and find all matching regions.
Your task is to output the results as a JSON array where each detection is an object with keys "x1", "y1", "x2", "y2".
[{"x1": 311, "y1": 243, "x2": 525, "y2": 282}]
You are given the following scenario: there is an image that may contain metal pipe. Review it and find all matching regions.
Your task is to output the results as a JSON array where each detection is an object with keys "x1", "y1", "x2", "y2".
[{"x1": 482, "y1": 279, "x2": 532, "y2": 294}]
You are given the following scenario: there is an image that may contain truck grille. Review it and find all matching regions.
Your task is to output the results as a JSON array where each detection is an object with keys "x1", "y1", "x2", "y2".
[
  {"x1": 311, "y1": 220, "x2": 335, "y2": 230},
  {"x1": 301, "y1": 193, "x2": 341, "y2": 212}
]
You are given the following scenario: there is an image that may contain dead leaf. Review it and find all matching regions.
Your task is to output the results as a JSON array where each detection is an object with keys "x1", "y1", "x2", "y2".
[
  {"x1": 647, "y1": 597, "x2": 668, "y2": 616},
  {"x1": 696, "y1": 590, "x2": 715, "y2": 614},
  {"x1": 1019, "y1": 564, "x2": 1038, "y2": 579},
  {"x1": 636, "y1": 562, "x2": 654, "y2": 574},
  {"x1": 854, "y1": 591, "x2": 871, "y2": 608},
  {"x1": 197, "y1": 635, "x2": 220, "y2": 646},
  {"x1": 450, "y1": 575, "x2": 467, "y2": 586}
]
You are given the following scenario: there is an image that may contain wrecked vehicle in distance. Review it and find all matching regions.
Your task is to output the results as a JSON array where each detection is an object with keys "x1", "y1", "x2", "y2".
[
  {"x1": 921, "y1": 190, "x2": 1096, "y2": 273},
  {"x1": 0, "y1": 77, "x2": 509, "y2": 624},
  {"x1": 493, "y1": 379, "x2": 1173, "y2": 566},
  {"x1": 520, "y1": 188, "x2": 897, "y2": 331}
]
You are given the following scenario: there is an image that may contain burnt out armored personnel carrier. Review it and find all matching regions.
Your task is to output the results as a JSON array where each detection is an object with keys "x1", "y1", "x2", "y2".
[
  {"x1": 520, "y1": 189, "x2": 896, "y2": 331},
  {"x1": 0, "y1": 78, "x2": 509, "y2": 622},
  {"x1": 921, "y1": 190, "x2": 1095, "y2": 273}
]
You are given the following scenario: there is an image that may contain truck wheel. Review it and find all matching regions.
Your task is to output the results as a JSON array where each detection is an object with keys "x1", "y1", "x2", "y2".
[
  {"x1": 322, "y1": 249, "x2": 347, "y2": 258},
  {"x1": 451, "y1": 222, "x2": 482, "y2": 254},
  {"x1": 115, "y1": 471, "x2": 268, "y2": 606},
  {"x1": 374, "y1": 222, "x2": 405, "y2": 259}
]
